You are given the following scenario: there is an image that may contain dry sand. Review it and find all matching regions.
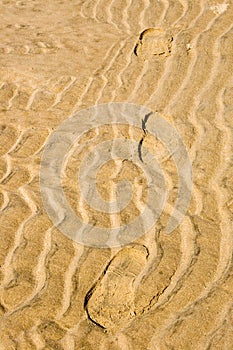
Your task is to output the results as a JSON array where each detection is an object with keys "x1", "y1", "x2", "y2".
[{"x1": 0, "y1": 0, "x2": 233, "y2": 349}]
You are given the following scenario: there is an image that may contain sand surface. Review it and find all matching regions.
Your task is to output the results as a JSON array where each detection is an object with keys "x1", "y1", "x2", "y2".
[{"x1": 0, "y1": 0, "x2": 233, "y2": 349}]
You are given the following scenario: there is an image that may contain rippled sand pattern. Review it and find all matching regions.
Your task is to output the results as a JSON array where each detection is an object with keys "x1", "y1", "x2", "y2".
[{"x1": 0, "y1": 0, "x2": 233, "y2": 349}]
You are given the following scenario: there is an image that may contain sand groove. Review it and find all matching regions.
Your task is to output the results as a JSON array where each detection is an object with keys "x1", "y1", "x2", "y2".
[{"x1": 0, "y1": 0, "x2": 233, "y2": 349}]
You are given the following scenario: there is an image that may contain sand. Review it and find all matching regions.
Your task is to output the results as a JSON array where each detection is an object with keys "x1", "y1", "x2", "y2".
[{"x1": 0, "y1": 0, "x2": 233, "y2": 349}]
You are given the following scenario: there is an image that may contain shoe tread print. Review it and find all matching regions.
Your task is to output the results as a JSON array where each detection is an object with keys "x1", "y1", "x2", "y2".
[{"x1": 85, "y1": 244, "x2": 148, "y2": 332}]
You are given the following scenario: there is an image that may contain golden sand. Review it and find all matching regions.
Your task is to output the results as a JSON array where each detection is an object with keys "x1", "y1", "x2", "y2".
[{"x1": 0, "y1": 0, "x2": 233, "y2": 349}]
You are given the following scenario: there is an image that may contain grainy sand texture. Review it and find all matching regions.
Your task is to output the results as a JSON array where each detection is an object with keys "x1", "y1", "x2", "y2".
[{"x1": 0, "y1": 0, "x2": 233, "y2": 349}]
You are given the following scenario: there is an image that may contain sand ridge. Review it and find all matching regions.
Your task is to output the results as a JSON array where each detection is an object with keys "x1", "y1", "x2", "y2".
[{"x1": 0, "y1": 0, "x2": 233, "y2": 349}]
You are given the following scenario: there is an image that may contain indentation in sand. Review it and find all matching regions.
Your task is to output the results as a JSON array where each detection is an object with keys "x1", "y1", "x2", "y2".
[{"x1": 134, "y1": 28, "x2": 173, "y2": 59}]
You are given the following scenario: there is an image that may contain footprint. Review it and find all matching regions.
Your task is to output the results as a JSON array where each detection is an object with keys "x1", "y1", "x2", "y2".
[
  {"x1": 134, "y1": 28, "x2": 173, "y2": 59},
  {"x1": 86, "y1": 244, "x2": 148, "y2": 332}
]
